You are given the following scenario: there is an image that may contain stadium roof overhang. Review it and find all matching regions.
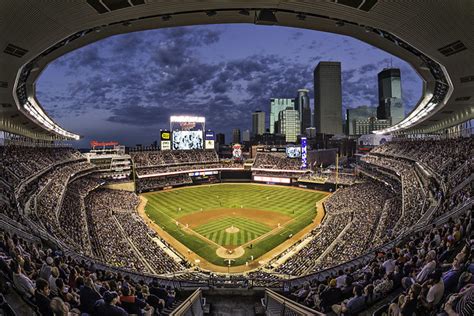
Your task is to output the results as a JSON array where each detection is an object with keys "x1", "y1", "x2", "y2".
[{"x1": 0, "y1": 0, "x2": 472, "y2": 140}]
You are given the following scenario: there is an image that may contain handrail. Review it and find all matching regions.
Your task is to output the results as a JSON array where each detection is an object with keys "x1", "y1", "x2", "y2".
[
  {"x1": 169, "y1": 288, "x2": 202, "y2": 316},
  {"x1": 448, "y1": 159, "x2": 472, "y2": 182},
  {"x1": 451, "y1": 173, "x2": 473, "y2": 195},
  {"x1": 264, "y1": 289, "x2": 323, "y2": 315}
]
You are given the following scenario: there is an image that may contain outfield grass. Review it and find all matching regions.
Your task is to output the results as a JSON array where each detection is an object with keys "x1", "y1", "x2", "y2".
[{"x1": 143, "y1": 184, "x2": 325, "y2": 266}]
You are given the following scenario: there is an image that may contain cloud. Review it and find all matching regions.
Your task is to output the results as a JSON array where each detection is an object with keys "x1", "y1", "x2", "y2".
[
  {"x1": 55, "y1": 45, "x2": 107, "y2": 72},
  {"x1": 290, "y1": 31, "x2": 303, "y2": 40},
  {"x1": 37, "y1": 24, "x2": 422, "y2": 146},
  {"x1": 342, "y1": 69, "x2": 378, "y2": 109}
]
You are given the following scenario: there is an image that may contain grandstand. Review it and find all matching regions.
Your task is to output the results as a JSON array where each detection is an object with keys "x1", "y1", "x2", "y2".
[{"x1": 0, "y1": 1, "x2": 472, "y2": 315}]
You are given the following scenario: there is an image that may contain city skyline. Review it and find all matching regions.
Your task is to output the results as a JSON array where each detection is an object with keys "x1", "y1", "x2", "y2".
[{"x1": 37, "y1": 24, "x2": 422, "y2": 147}]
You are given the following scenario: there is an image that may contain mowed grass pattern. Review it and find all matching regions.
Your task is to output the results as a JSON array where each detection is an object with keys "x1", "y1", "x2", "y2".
[
  {"x1": 144, "y1": 184, "x2": 326, "y2": 266},
  {"x1": 194, "y1": 217, "x2": 271, "y2": 246},
  {"x1": 145, "y1": 184, "x2": 320, "y2": 215}
]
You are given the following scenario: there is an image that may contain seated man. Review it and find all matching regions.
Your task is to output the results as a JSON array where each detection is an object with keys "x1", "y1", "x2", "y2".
[
  {"x1": 332, "y1": 285, "x2": 366, "y2": 315},
  {"x1": 35, "y1": 278, "x2": 53, "y2": 316},
  {"x1": 93, "y1": 291, "x2": 127, "y2": 316},
  {"x1": 11, "y1": 261, "x2": 34, "y2": 299}
]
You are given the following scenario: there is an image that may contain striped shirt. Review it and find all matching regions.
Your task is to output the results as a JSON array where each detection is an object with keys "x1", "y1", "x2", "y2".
[{"x1": 456, "y1": 286, "x2": 474, "y2": 316}]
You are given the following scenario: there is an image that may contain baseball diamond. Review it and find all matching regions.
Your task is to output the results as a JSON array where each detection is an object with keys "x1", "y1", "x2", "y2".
[{"x1": 142, "y1": 183, "x2": 326, "y2": 266}]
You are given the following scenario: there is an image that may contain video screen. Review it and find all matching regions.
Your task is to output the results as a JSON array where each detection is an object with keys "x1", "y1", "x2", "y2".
[
  {"x1": 286, "y1": 146, "x2": 302, "y2": 158},
  {"x1": 172, "y1": 131, "x2": 203, "y2": 150},
  {"x1": 170, "y1": 116, "x2": 205, "y2": 150}
]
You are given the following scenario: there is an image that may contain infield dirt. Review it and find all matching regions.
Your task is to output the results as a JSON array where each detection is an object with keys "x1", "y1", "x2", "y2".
[{"x1": 177, "y1": 208, "x2": 292, "y2": 229}]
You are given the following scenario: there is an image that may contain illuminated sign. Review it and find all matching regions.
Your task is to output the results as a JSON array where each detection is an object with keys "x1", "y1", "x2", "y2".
[
  {"x1": 161, "y1": 141, "x2": 171, "y2": 150},
  {"x1": 205, "y1": 140, "x2": 215, "y2": 149},
  {"x1": 170, "y1": 116, "x2": 205, "y2": 123},
  {"x1": 301, "y1": 137, "x2": 307, "y2": 169},
  {"x1": 160, "y1": 131, "x2": 170, "y2": 140},
  {"x1": 205, "y1": 131, "x2": 215, "y2": 140},
  {"x1": 254, "y1": 176, "x2": 291, "y2": 184}
]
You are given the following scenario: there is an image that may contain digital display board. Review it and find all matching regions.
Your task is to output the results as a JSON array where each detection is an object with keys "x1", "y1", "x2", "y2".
[
  {"x1": 170, "y1": 116, "x2": 205, "y2": 150},
  {"x1": 286, "y1": 146, "x2": 302, "y2": 158},
  {"x1": 172, "y1": 131, "x2": 203, "y2": 150}
]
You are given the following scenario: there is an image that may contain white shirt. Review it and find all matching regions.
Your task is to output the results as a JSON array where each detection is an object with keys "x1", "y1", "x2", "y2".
[
  {"x1": 383, "y1": 259, "x2": 396, "y2": 274},
  {"x1": 426, "y1": 280, "x2": 444, "y2": 305}
]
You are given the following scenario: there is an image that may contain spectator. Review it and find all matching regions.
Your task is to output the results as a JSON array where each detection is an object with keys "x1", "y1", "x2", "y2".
[
  {"x1": 35, "y1": 278, "x2": 53, "y2": 316},
  {"x1": 93, "y1": 291, "x2": 127, "y2": 316},
  {"x1": 11, "y1": 261, "x2": 34, "y2": 298},
  {"x1": 119, "y1": 285, "x2": 147, "y2": 315}
]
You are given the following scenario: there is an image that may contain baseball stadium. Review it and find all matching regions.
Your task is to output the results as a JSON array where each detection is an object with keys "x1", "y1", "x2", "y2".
[{"x1": 0, "y1": 1, "x2": 472, "y2": 315}]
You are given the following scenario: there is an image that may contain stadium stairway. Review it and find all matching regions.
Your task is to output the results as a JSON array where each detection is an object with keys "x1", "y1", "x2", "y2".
[{"x1": 161, "y1": 297, "x2": 186, "y2": 316}]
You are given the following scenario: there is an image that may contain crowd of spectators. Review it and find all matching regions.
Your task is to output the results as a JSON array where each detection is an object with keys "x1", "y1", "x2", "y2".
[
  {"x1": 372, "y1": 138, "x2": 473, "y2": 188},
  {"x1": 275, "y1": 181, "x2": 394, "y2": 276},
  {"x1": 136, "y1": 174, "x2": 192, "y2": 192},
  {"x1": 84, "y1": 188, "x2": 187, "y2": 275},
  {"x1": 136, "y1": 162, "x2": 243, "y2": 176},
  {"x1": 253, "y1": 152, "x2": 302, "y2": 170},
  {"x1": 58, "y1": 177, "x2": 102, "y2": 256},
  {"x1": 362, "y1": 155, "x2": 427, "y2": 235},
  {"x1": 0, "y1": 229, "x2": 182, "y2": 315},
  {"x1": 298, "y1": 171, "x2": 358, "y2": 185},
  {"x1": 85, "y1": 189, "x2": 146, "y2": 271},
  {"x1": 372, "y1": 197, "x2": 403, "y2": 247},
  {"x1": 317, "y1": 183, "x2": 393, "y2": 270},
  {"x1": 0, "y1": 146, "x2": 82, "y2": 187},
  {"x1": 274, "y1": 213, "x2": 350, "y2": 276},
  {"x1": 131, "y1": 150, "x2": 218, "y2": 168},
  {"x1": 287, "y1": 210, "x2": 473, "y2": 314},
  {"x1": 114, "y1": 212, "x2": 186, "y2": 274},
  {"x1": 253, "y1": 170, "x2": 306, "y2": 178}
]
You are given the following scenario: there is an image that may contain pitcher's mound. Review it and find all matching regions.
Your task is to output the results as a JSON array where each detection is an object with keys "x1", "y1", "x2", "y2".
[
  {"x1": 225, "y1": 226, "x2": 240, "y2": 233},
  {"x1": 216, "y1": 246, "x2": 244, "y2": 259}
]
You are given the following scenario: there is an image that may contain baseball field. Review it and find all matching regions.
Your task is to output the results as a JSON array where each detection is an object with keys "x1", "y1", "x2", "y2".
[{"x1": 142, "y1": 183, "x2": 326, "y2": 267}]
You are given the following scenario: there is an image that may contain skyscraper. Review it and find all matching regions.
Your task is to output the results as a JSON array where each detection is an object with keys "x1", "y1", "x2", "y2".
[
  {"x1": 216, "y1": 133, "x2": 225, "y2": 145},
  {"x1": 377, "y1": 68, "x2": 404, "y2": 125},
  {"x1": 295, "y1": 89, "x2": 311, "y2": 134},
  {"x1": 278, "y1": 109, "x2": 300, "y2": 143},
  {"x1": 270, "y1": 98, "x2": 295, "y2": 134},
  {"x1": 346, "y1": 105, "x2": 377, "y2": 135},
  {"x1": 314, "y1": 61, "x2": 343, "y2": 135},
  {"x1": 242, "y1": 129, "x2": 250, "y2": 142},
  {"x1": 232, "y1": 128, "x2": 241, "y2": 144},
  {"x1": 251, "y1": 110, "x2": 266, "y2": 136}
]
